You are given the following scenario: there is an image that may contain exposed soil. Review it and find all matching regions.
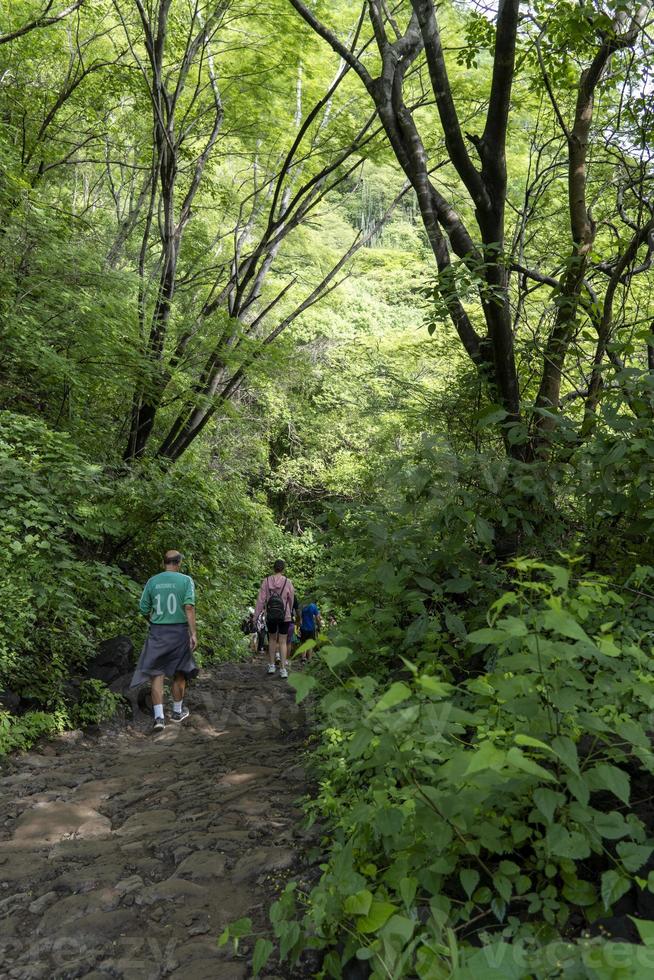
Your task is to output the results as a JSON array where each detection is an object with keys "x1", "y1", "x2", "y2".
[{"x1": 0, "y1": 660, "x2": 314, "y2": 979}]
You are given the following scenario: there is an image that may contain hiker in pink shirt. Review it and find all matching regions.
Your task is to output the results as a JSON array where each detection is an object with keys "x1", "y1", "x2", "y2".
[{"x1": 255, "y1": 559, "x2": 295, "y2": 679}]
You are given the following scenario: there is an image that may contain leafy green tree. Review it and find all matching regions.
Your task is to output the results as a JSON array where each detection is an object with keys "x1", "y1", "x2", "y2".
[{"x1": 288, "y1": 0, "x2": 654, "y2": 464}]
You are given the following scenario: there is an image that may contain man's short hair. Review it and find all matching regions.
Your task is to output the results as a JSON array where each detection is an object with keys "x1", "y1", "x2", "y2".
[
  {"x1": 165, "y1": 551, "x2": 183, "y2": 565},
  {"x1": 273, "y1": 559, "x2": 285, "y2": 573}
]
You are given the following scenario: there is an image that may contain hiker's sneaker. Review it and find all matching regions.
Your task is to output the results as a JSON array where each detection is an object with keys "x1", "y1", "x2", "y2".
[
  {"x1": 279, "y1": 668, "x2": 288, "y2": 679},
  {"x1": 152, "y1": 717, "x2": 165, "y2": 733},
  {"x1": 267, "y1": 663, "x2": 276, "y2": 675},
  {"x1": 171, "y1": 707, "x2": 190, "y2": 723}
]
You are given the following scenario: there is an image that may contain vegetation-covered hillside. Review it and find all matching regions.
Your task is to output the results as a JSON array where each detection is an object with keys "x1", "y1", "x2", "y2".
[{"x1": 2, "y1": 1, "x2": 654, "y2": 977}]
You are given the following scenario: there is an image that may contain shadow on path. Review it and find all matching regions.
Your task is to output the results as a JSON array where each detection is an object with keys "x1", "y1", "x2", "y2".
[{"x1": 0, "y1": 659, "x2": 314, "y2": 979}]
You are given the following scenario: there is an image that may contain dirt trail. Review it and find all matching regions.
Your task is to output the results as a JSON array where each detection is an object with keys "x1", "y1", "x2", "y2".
[{"x1": 0, "y1": 661, "x2": 311, "y2": 979}]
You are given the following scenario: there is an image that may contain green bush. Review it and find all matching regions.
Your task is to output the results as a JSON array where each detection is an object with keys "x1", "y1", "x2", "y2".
[
  {"x1": 274, "y1": 561, "x2": 654, "y2": 977},
  {"x1": 0, "y1": 709, "x2": 69, "y2": 754},
  {"x1": 0, "y1": 411, "x2": 137, "y2": 705},
  {"x1": 0, "y1": 410, "x2": 288, "y2": 754},
  {"x1": 71, "y1": 679, "x2": 123, "y2": 727}
]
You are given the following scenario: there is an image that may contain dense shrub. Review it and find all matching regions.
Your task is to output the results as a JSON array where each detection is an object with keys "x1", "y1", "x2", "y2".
[
  {"x1": 0, "y1": 411, "x2": 136, "y2": 705},
  {"x1": 274, "y1": 561, "x2": 654, "y2": 977},
  {"x1": 0, "y1": 410, "x2": 285, "y2": 752}
]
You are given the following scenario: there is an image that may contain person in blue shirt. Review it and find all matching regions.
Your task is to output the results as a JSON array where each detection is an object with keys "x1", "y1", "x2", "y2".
[{"x1": 299, "y1": 600, "x2": 322, "y2": 661}]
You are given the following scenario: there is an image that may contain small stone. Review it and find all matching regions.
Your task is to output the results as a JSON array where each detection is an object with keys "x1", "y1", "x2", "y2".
[
  {"x1": 114, "y1": 875, "x2": 143, "y2": 897},
  {"x1": 16, "y1": 754, "x2": 51, "y2": 769},
  {"x1": 0, "y1": 892, "x2": 30, "y2": 913},
  {"x1": 138, "y1": 877, "x2": 207, "y2": 906},
  {"x1": 115, "y1": 809, "x2": 177, "y2": 837},
  {"x1": 232, "y1": 847, "x2": 295, "y2": 882},
  {"x1": 13, "y1": 802, "x2": 111, "y2": 844},
  {"x1": 175, "y1": 851, "x2": 226, "y2": 882},
  {"x1": 28, "y1": 891, "x2": 58, "y2": 915}
]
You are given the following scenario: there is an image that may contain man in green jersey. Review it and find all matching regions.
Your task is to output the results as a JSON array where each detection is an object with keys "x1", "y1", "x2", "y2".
[{"x1": 130, "y1": 550, "x2": 198, "y2": 733}]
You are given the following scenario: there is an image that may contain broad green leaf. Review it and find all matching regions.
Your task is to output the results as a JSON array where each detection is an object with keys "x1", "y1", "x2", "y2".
[
  {"x1": 475, "y1": 516, "x2": 495, "y2": 545},
  {"x1": 443, "y1": 576, "x2": 473, "y2": 593},
  {"x1": 278, "y1": 920, "x2": 301, "y2": 961},
  {"x1": 477, "y1": 405, "x2": 507, "y2": 426},
  {"x1": 460, "y1": 868, "x2": 479, "y2": 899},
  {"x1": 357, "y1": 901, "x2": 397, "y2": 933},
  {"x1": 541, "y1": 609, "x2": 591, "y2": 643},
  {"x1": 288, "y1": 673, "x2": 317, "y2": 704},
  {"x1": 566, "y1": 772, "x2": 590, "y2": 804},
  {"x1": 465, "y1": 740, "x2": 507, "y2": 775},
  {"x1": 552, "y1": 735, "x2": 579, "y2": 774},
  {"x1": 547, "y1": 825, "x2": 591, "y2": 859},
  {"x1": 371, "y1": 681, "x2": 412, "y2": 714},
  {"x1": 490, "y1": 896, "x2": 507, "y2": 922},
  {"x1": 515, "y1": 734, "x2": 554, "y2": 753},
  {"x1": 548, "y1": 566, "x2": 570, "y2": 591},
  {"x1": 466, "y1": 627, "x2": 508, "y2": 644},
  {"x1": 495, "y1": 874, "x2": 512, "y2": 902},
  {"x1": 252, "y1": 938, "x2": 274, "y2": 977},
  {"x1": 597, "y1": 635, "x2": 621, "y2": 657},
  {"x1": 417, "y1": 675, "x2": 453, "y2": 698},
  {"x1": 594, "y1": 810, "x2": 631, "y2": 840},
  {"x1": 506, "y1": 746, "x2": 555, "y2": 782},
  {"x1": 226, "y1": 916, "x2": 252, "y2": 938},
  {"x1": 617, "y1": 842, "x2": 653, "y2": 873},
  {"x1": 399, "y1": 876, "x2": 418, "y2": 907},
  {"x1": 375, "y1": 807, "x2": 404, "y2": 836},
  {"x1": 588, "y1": 763, "x2": 630, "y2": 805},
  {"x1": 533, "y1": 788, "x2": 565, "y2": 824},
  {"x1": 499, "y1": 861, "x2": 521, "y2": 877},
  {"x1": 348, "y1": 728, "x2": 373, "y2": 758},
  {"x1": 344, "y1": 889, "x2": 373, "y2": 916},
  {"x1": 218, "y1": 916, "x2": 252, "y2": 946},
  {"x1": 580, "y1": 942, "x2": 645, "y2": 973},
  {"x1": 459, "y1": 942, "x2": 529, "y2": 978},
  {"x1": 630, "y1": 916, "x2": 654, "y2": 946},
  {"x1": 562, "y1": 878, "x2": 596, "y2": 906},
  {"x1": 383, "y1": 914, "x2": 415, "y2": 943},
  {"x1": 322, "y1": 646, "x2": 351, "y2": 669},
  {"x1": 601, "y1": 870, "x2": 631, "y2": 910}
]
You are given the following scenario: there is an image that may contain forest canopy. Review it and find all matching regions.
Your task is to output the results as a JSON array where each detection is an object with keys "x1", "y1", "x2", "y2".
[{"x1": 2, "y1": 0, "x2": 654, "y2": 977}]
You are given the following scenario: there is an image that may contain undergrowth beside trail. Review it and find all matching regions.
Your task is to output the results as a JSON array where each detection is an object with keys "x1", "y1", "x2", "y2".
[
  {"x1": 269, "y1": 559, "x2": 654, "y2": 979},
  {"x1": 256, "y1": 424, "x2": 654, "y2": 979},
  {"x1": 0, "y1": 411, "x2": 284, "y2": 752}
]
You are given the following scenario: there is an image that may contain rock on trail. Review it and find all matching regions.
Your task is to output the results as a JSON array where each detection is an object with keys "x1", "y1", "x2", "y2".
[{"x1": 0, "y1": 661, "x2": 312, "y2": 979}]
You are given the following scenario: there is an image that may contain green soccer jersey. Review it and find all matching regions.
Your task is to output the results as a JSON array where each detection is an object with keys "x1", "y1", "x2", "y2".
[{"x1": 139, "y1": 571, "x2": 195, "y2": 625}]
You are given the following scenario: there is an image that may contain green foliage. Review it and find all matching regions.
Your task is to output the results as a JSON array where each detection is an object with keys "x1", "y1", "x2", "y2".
[
  {"x1": 0, "y1": 411, "x2": 136, "y2": 705},
  {"x1": 5, "y1": 5, "x2": 654, "y2": 975},
  {"x1": 71, "y1": 679, "x2": 123, "y2": 727},
  {"x1": 0, "y1": 408, "x2": 284, "y2": 751},
  {"x1": 270, "y1": 556, "x2": 654, "y2": 976},
  {"x1": 0, "y1": 709, "x2": 68, "y2": 755}
]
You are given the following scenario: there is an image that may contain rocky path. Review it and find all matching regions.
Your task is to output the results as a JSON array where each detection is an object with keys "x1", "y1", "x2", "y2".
[{"x1": 0, "y1": 661, "x2": 311, "y2": 979}]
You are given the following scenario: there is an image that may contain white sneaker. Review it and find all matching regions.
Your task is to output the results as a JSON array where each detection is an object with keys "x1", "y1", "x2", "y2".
[
  {"x1": 279, "y1": 668, "x2": 288, "y2": 679},
  {"x1": 267, "y1": 664, "x2": 276, "y2": 674},
  {"x1": 275, "y1": 652, "x2": 281, "y2": 663}
]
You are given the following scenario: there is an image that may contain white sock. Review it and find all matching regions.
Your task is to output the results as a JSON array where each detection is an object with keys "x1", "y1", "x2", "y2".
[
  {"x1": 153, "y1": 703, "x2": 164, "y2": 720},
  {"x1": 173, "y1": 700, "x2": 183, "y2": 713}
]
